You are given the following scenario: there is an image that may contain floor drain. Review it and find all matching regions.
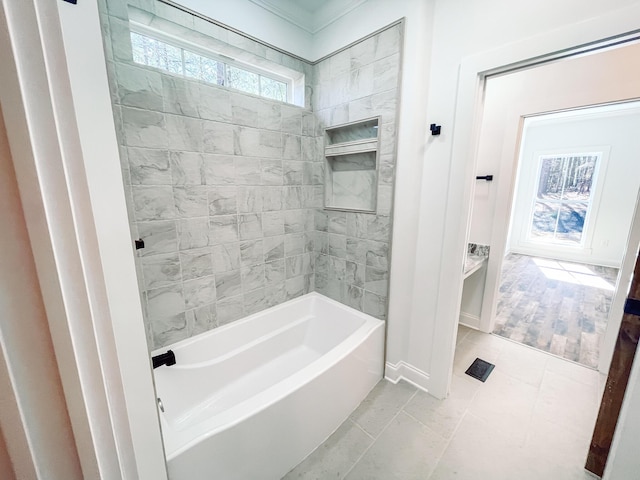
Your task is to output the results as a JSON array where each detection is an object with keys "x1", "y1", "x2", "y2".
[{"x1": 465, "y1": 358, "x2": 495, "y2": 382}]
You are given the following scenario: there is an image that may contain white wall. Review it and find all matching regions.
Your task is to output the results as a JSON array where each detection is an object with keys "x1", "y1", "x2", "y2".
[
  {"x1": 507, "y1": 108, "x2": 640, "y2": 267},
  {"x1": 410, "y1": 0, "x2": 640, "y2": 398},
  {"x1": 167, "y1": 0, "x2": 314, "y2": 59}
]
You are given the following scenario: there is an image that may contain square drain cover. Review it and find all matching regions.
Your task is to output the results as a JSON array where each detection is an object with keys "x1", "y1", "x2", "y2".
[{"x1": 465, "y1": 358, "x2": 495, "y2": 382}]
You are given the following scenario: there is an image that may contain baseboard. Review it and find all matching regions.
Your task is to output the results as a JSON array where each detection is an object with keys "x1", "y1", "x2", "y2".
[
  {"x1": 384, "y1": 361, "x2": 430, "y2": 393},
  {"x1": 459, "y1": 312, "x2": 480, "y2": 329}
]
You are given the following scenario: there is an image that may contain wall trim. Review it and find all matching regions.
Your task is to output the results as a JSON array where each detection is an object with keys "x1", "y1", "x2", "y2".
[
  {"x1": 384, "y1": 361, "x2": 431, "y2": 394},
  {"x1": 247, "y1": 0, "x2": 367, "y2": 35},
  {"x1": 459, "y1": 312, "x2": 480, "y2": 330}
]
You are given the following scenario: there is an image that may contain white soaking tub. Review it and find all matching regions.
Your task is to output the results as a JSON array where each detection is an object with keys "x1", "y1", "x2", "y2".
[{"x1": 152, "y1": 292, "x2": 385, "y2": 480}]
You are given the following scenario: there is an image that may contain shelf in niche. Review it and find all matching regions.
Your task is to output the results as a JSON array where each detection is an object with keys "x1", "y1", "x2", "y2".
[
  {"x1": 326, "y1": 118, "x2": 379, "y2": 145},
  {"x1": 324, "y1": 117, "x2": 380, "y2": 213}
]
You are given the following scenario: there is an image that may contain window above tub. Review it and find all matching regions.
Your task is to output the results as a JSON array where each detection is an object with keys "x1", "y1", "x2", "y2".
[
  {"x1": 125, "y1": 0, "x2": 310, "y2": 108},
  {"x1": 130, "y1": 27, "x2": 292, "y2": 104}
]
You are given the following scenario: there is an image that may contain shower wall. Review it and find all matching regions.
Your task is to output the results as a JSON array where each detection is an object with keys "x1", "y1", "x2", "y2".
[
  {"x1": 312, "y1": 25, "x2": 402, "y2": 319},
  {"x1": 99, "y1": 0, "x2": 402, "y2": 350},
  {"x1": 99, "y1": 0, "x2": 318, "y2": 349}
]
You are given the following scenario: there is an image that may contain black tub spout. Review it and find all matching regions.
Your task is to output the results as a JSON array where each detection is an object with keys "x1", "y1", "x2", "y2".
[{"x1": 152, "y1": 350, "x2": 176, "y2": 369}]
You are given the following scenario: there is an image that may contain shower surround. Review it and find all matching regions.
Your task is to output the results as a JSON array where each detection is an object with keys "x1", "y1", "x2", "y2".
[{"x1": 98, "y1": 0, "x2": 402, "y2": 350}]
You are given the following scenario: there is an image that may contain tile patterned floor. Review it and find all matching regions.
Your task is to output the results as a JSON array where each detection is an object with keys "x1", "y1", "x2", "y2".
[
  {"x1": 494, "y1": 254, "x2": 619, "y2": 368},
  {"x1": 282, "y1": 326, "x2": 604, "y2": 480}
]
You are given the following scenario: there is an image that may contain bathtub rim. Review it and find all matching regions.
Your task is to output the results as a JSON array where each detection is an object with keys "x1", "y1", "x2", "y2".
[{"x1": 151, "y1": 292, "x2": 377, "y2": 358}]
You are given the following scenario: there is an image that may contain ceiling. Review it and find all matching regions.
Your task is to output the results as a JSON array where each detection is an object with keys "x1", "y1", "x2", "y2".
[{"x1": 248, "y1": 0, "x2": 368, "y2": 34}]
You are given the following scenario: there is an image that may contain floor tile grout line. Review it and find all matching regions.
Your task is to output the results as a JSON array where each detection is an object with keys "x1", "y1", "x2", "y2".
[
  {"x1": 341, "y1": 386, "x2": 419, "y2": 479},
  {"x1": 347, "y1": 417, "x2": 375, "y2": 441}
]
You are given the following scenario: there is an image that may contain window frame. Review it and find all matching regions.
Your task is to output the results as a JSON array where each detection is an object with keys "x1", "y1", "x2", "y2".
[
  {"x1": 129, "y1": 22, "x2": 294, "y2": 104},
  {"x1": 526, "y1": 150, "x2": 604, "y2": 248}
]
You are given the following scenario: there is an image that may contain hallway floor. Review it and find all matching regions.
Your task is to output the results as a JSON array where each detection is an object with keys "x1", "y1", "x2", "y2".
[
  {"x1": 494, "y1": 253, "x2": 619, "y2": 368},
  {"x1": 283, "y1": 326, "x2": 603, "y2": 480}
]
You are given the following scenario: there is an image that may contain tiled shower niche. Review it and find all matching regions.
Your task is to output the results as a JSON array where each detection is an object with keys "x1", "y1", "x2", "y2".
[{"x1": 325, "y1": 118, "x2": 380, "y2": 212}]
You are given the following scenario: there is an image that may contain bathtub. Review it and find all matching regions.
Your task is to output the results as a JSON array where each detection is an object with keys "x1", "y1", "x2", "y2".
[{"x1": 152, "y1": 292, "x2": 385, "y2": 480}]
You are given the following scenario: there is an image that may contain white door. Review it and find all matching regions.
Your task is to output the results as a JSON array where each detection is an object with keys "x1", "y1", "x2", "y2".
[{"x1": 466, "y1": 39, "x2": 640, "y2": 373}]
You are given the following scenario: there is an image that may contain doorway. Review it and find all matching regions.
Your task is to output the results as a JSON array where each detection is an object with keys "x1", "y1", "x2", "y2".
[
  {"x1": 457, "y1": 37, "x2": 640, "y2": 477},
  {"x1": 459, "y1": 39, "x2": 640, "y2": 377},
  {"x1": 491, "y1": 103, "x2": 640, "y2": 369}
]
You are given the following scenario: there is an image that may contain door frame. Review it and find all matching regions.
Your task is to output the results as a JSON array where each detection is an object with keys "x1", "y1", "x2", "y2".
[
  {"x1": 428, "y1": 9, "x2": 640, "y2": 400},
  {"x1": 468, "y1": 48, "x2": 640, "y2": 375}
]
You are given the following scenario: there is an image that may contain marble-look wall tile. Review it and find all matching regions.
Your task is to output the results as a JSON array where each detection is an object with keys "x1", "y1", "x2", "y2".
[
  {"x1": 281, "y1": 106, "x2": 302, "y2": 135},
  {"x1": 284, "y1": 210, "x2": 305, "y2": 234},
  {"x1": 163, "y1": 76, "x2": 200, "y2": 117},
  {"x1": 346, "y1": 261, "x2": 365, "y2": 288},
  {"x1": 285, "y1": 275, "x2": 304, "y2": 300},
  {"x1": 115, "y1": 63, "x2": 163, "y2": 110},
  {"x1": 209, "y1": 215, "x2": 239, "y2": 244},
  {"x1": 329, "y1": 234, "x2": 347, "y2": 258},
  {"x1": 375, "y1": 24, "x2": 401, "y2": 61},
  {"x1": 109, "y1": 16, "x2": 134, "y2": 63},
  {"x1": 237, "y1": 186, "x2": 263, "y2": 213},
  {"x1": 216, "y1": 270, "x2": 242, "y2": 300},
  {"x1": 344, "y1": 284, "x2": 364, "y2": 310},
  {"x1": 178, "y1": 218, "x2": 209, "y2": 250},
  {"x1": 234, "y1": 127, "x2": 281, "y2": 158},
  {"x1": 366, "y1": 240, "x2": 389, "y2": 268},
  {"x1": 240, "y1": 239, "x2": 263, "y2": 267},
  {"x1": 208, "y1": 187, "x2": 237, "y2": 216},
  {"x1": 261, "y1": 160, "x2": 284, "y2": 185},
  {"x1": 365, "y1": 266, "x2": 389, "y2": 296},
  {"x1": 121, "y1": 107, "x2": 167, "y2": 148},
  {"x1": 231, "y1": 94, "x2": 282, "y2": 131},
  {"x1": 183, "y1": 275, "x2": 216, "y2": 309},
  {"x1": 170, "y1": 152, "x2": 204, "y2": 185},
  {"x1": 132, "y1": 186, "x2": 176, "y2": 221},
  {"x1": 212, "y1": 243, "x2": 241, "y2": 272},
  {"x1": 350, "y1": 35, "x2": 376, "y2": 70},
  {"x1": 202, "y1": 121, "x2": 235, "y2": 155},
  {"x1": 262, "y1": 211, "x2": 284, "y2": 237},
  {"x1": 263, "y1": 235, "x2": 284, "y2": 262},
  {"x1": 217, "y1": 294, "x2": 243, "y2": 325},
  {"x1": 265, "y1": 259, "x2": 285, "y2": 284},
  {"x1": 141, "y1": 253, "x2": 181, "y2": 289},
  {"x1": 349, "y1": 64, "x2": 374, "y2": 101},
  {"x1": 284, "y1": 161, "x2": 304, "y2": 185},
  {"x1": 180, "y1": 249, "x2": 213, "y2": 280},
  {"x1": 174, "y1": 186, "x2": 208, "y2": 217},
  {"x1": 373, "y1": 54, "x2": 400, "y2": 93},
  {"x1": 242, "y1": 264, "x2": 265, "y2": 292},
  {"x1": 262, "y1": 187, "x2": 283, "y2": 212},
  {"x1": 239, "y1": 213, "x2": 263, "y2": 240},
  {"x1": 137, "y1": 220, "x2": 178, "y2": 256},
  {"x1": 283, "y1": 134, "x2": 302, "y2": 160},
  {"x1": 186, "y1": 304, "x2": 217, "y2": 335},
  {"x1": 199, "y1": 84, "x2": 233, "y2": 123},
  {"x1": 203, "y1": 154, "x2": 235, "y2": 185},
  {"x1": 166, "y1": 114, "x2": 203, "y2": 152},
  {"x1": 146, "y1": 284, "x2": 185, "y2": 319},
  {"x1": 363, "y1": 291, "x2": 387, "y2": 319},
  {"x1": 150, "y1": 313, "x2": 189, "y2": 349},
  {"x1": 128, "y1": 147, "x2": 171, "y2": 185},
  {"x1": 234, "y1": 157, "x2": 262, "y2": 185},
  {"x1": 244, "y1": 288, "x2": 268, "y2": 315}
]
